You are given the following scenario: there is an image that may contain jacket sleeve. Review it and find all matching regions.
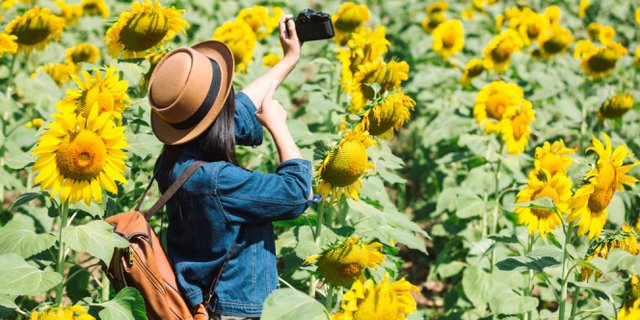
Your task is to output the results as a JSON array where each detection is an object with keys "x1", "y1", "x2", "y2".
[
  {"x1": 234, "y1": 91, "x2": 263, "y2": 147},
  {"x1": 215, "y1": 158, "x2": 313, "y2": 224}
]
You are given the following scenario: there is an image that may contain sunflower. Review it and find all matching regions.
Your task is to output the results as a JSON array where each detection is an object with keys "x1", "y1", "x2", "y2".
[
  {"x1": 473, "y1": 81, "x2": 524, "y2": 134},
  {"x1": 333, "y1": 2, "x2": 370, "y2": 45},
  {"x1": 587, "y1": 23, "x2": 615, "y2": 44},
  {"x1": 543, "y1": 5, "x2": 561, "y2": 25},
  {"x1": 32, "y1": 63, "x2": 74, "y2": 87},
  {"x1": 304, "y1": 235, "x2": 384, "y2": 286},
  {"x1": 500, "y1": 99, "x2": 534, "y2": 155},
  {"x1": 337, "y1": 26, "x2": 389, "y2": 84},
  {"x1": 567, "y1": 133, "x2": 640, "y2": 239},
  {"x1": 31, "y1": 304, "x2": 95, "y2": 320},
  {"x1": 357, "y1": 91, "x2": 414, "y2": 139},
  {"x1": 55, "y1": 0, "x2": 83, "y2": 26},
  {"x1": 516, "y1": 170, "x2": 572, "y2": 237},
  {"x1": 1, "y1": 0, "x2": 16, "y2": 9},
  {"x1": 347, "y1": 59, "x2": 409, "y2": 112},
  {"x1": 597, "y1": 93, "x2": 634, "y2": 121},
  {"x1": 421, "y1": 12, "x2": 446, "y2": 34},
  {"x1": 213, "y1": 20, "x2": 257, "y2": 73},
  {"x1": 140, "y1": 49, "x2": 169, "y2": 89},
  {"x1": 66, "y1": 43, "x2": 100, "y2": 66},
  {"x1": 262, "y1": 53, "x2": 281, "y2": 67},
  {"x1": 432, "y1": 19, "x2": 464, "y2": 57},
  {"x1": 316, "y1": 128, "x2": 376, "y2": 203},
  {"x1": 236, "y1": 5, "x2": 282, "y2": 40},
  {"x1": 4, "y1": 6, "x2": 65, "y2": 52},
  {"x1": 105, "y1": 0, "x2": 189, "y2": 59},
  {"x1": 619, "y1": 300, "x2": 640, "y2": 320},
  {"x1": 32, "y1": 103, "x2": 128, "y2": 206},
  {"x1": 331, "y1": 273, "x2": 418, "y2": 320},
  {"x1": 636, "y1": 8, "x2": 640, "y2": 25},
  {"x1": 482, "y1": 29, "x2": 524, "y2": 72},
  {"x1": 80, "y1": 0, "x2": 109, "y2": 18},
  {"x1": 580, "y1": 224, "x2": 639, "y2": 281},
  {"x1": 26, "y1": 118, "x2": 45, "y2": 129},
  {"x1": 537, "y1": 24, "x2": 573, "y2": 58},
  {"x1": 513, "y1": 8, "x2": 550, "y2": 46},
  {"x1": 461, "y1": 58, "x2": 485, "y2": 85},
  {"x1": 56, "y1": 66, "x2": 130, "y2": 120},
  {"x1": 0, "y1": 32, "x2": 18, "y2": 54},
  {"x1": 573, "y1": 39, "x2": 628, "y2": 78},
  {"x1": 533, "y1": 139, "x2": 574, "y2": 177},
  {"x1": 425, "y1": 1, "x2": 449, "y2": 15},
  {"x1": 579, "y1": 0, "x2": 590, "y2": 17}
]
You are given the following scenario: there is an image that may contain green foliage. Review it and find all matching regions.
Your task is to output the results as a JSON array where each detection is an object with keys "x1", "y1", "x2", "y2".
[{"x1": 261, "y1": 288, "x2": 328, "y2": 320}]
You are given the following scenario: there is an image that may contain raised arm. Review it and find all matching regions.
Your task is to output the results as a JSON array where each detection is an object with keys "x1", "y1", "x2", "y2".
[{"x1": 240, "y1": 15, "x2": 301, "y2": 107}]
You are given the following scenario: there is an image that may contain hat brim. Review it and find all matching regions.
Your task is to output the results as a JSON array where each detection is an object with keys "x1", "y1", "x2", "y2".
[{"x1": 150, "y1": 40, "x2": 235, "y2": 145}]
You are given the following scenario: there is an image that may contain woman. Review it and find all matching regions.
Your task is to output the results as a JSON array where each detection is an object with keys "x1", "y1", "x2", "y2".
[{"x1": 147, "y1": 16, "x2": 316, "y2": 319}]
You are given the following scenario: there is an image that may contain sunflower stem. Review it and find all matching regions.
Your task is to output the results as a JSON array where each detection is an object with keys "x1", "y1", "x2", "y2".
[
  {"x1": 579, "y1": 78, "x2": 590, "y2": 151},
  {"x1": 490, "y1": 143, "x2": 504, "y2": 272},
  {"x1": 101, "y1": 272, "x2": 110, "y2": 302},
  {"x1": 6, "y1": 53, "x2": 18, "y2": 90},
  {"x1": 525, "y1": 233, "x2": 534, "y2": 320},
  {"x1": 55, "y1": 201, "x2": 69, "y2": 306},
  {"x1": 569, "y1": 285, "x2": 580, "y2": 319},
  {"x1": 558, "y1": 222, "x2": 574, "y2": 320},
  {"x1": 325, "y1": 284, "x2": 335, "y2": 312}
]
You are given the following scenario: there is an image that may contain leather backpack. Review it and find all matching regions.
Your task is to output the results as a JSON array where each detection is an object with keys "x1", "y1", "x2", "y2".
[{"x1": 105, "y1": 161, "x2": 239, "y2": 320}]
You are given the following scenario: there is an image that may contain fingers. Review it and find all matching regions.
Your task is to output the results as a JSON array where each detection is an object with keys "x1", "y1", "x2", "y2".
[
  {"x1": 279, "y1": 14, "x2": 294, "y2": 39},
  {"x1": 286, "y1": 18, "x2": 298, "y2": 41}
]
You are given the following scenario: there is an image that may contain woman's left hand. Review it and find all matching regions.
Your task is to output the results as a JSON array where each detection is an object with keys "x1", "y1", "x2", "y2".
[{"x1": 279, "y1": 15, "x2": 301, "y2": 63}]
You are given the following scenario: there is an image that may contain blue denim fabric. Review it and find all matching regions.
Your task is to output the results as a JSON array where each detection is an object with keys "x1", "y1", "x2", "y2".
[
  {"x1": 158, "y1": 94, "x2": 317, "y2": 317},
  {"x1": 234, "y1": 92, "x2": 263, "y2": 147}
]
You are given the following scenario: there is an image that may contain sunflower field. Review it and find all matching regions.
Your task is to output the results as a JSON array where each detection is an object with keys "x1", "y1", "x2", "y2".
[{"x1": 1, "y1": 0, "x2": 640, "y2": 319}]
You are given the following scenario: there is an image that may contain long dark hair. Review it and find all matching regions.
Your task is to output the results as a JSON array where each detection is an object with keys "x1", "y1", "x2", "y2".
[{"x1": 154, "y1": 88, "x2": 238, "y2": 189}]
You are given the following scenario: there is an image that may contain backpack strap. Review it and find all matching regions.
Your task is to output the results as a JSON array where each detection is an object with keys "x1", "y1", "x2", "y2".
[
  {"x1": 204, "y1": 226, "x2": 242, "y2": 306},
  {"x1": 143, "y1": 161, "x2": 207, "y2": 221}
]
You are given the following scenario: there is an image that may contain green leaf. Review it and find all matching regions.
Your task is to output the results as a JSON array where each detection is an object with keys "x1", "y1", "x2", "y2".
[
  {"x1": 0, "y1": 253, "x2": 62, "y2": 296},
  {"x1": 0, "y1": 215, "x2": 56, "y2": 258},
  {"x1": 261, "y1": 288, "x2": 328, "y2": 320},
  {"x1": 0, "y1": 295, "x2": 18, "y2": 310},
  {"x1": 62, "y1": 220, "x2": 129, "y2": 265},
  {"x1": 10, "y1": 192, "x2": 42, "y2": 210},
  {"x1": 293, "y1": 226, "x2": 320, "y2": 260},
  {"x1": 489, "y1": 290, "x2": 539, "y2": 315},
  {"x1": 462, "y1": 265, "x2": 492, "y2": 309},
  {"x1": 514, "y1": 197, "x2": 557, "y2": 213},
  {"x1": 95, "y1": 287, "x2": 148, "y2": 320},
  {"x1": 496, "y1": 246, "x2": 562, "y2": 273}
]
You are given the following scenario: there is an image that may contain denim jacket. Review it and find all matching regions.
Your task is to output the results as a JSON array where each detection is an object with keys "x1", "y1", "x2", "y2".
[{"x1": 157, "y1": 92, "x2": 317, "y2": 317}]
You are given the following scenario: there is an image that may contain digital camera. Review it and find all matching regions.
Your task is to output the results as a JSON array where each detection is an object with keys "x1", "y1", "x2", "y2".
[{"x1": 292, "y1": 9, "x2": 335, "y2": 43}]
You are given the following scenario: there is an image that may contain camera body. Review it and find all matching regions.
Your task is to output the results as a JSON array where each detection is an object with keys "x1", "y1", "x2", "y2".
[{"x1": 293, "y1": 9, "x2": 335, "y2": 42}]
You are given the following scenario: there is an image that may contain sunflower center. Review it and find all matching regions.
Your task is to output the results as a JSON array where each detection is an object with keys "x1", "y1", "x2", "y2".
[
  {"x1": 11, "y1": 14, "x2": 54, "y2": 45},
  {"x1": 78, "y1": 86, "x2": 115, "y2": 116},
  {"x1": 531, "y1": 185, "x2": 560, "y2": 218},
  {"x1": 510, "y1": 112, "x2": 529, "y2": 140},
  {"x1": 56, "y1": 130, "x2": 107, "y2": 181},
  {"x1": 341, "y1": 263, "x2": 365, "y2": 278},
  {"x1": 526, "y1": 23, "x2": 541, "y2": 39},
  {"x1": 71, "y1": 48, "x2": 93, "y2": 64},
  {"x1": 486, "y1": 93, "x2": 509, "y2": 119},
  {"x1": 442, "y1": 31, "x2": 457, "y2": 48},
  {"x1": 587, "y1": 48, "x2": 618, "y2": 73},
  {"x1": 587, "y1": 161, "x2": 617, "y2": 213},
  {"x1": 542, "y1": 35, "x2": 568, "y2": 54},
  {"x1": 491, "y1": 40, "x2": 515, "y2": 63},
  {"x1": 119, "y1": 10, "x2": 169, "y2": 52},
  {"x1": 321, "y1": 140, "x2": 368, "y2": 187}
]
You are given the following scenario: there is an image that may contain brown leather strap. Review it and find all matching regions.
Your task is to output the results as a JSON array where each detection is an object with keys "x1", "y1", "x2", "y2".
[
  {"x1": 204, "y1": 227, "x2": 242, "y2": 306},
  {"x1": 134, "y1": 178, "x2": 156, "y2": 212},
  {"x1": 143, "y1": 161, "x2": 207, "y2": 221}
]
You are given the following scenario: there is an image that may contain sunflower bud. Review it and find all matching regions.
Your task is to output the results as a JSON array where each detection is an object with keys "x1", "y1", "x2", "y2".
[
  {"x1": 305, "y1": 235, "x2": 384, "y2": 286},
  {"x1": 597, "y1": 93, "x2": 634, "y2": 120}
]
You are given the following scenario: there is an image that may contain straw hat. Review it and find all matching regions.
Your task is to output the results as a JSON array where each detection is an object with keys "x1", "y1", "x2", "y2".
[{"x1": 147, "y1": 40, "x2": 234, "y2": 145}]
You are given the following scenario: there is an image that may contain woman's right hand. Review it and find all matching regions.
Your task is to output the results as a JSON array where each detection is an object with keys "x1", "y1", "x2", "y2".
[{"x1": 255, "y1": 81, "x2": 287, "y2": 131}]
